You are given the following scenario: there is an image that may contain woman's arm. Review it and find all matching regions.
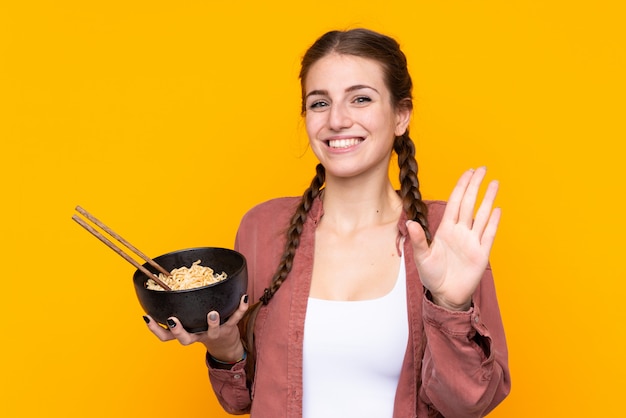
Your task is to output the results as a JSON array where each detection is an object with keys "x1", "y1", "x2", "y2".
[
  {"x1": 409, "y1": 168, "x2": 510, "y2": 415},
  {"x1": 420, "y1": 265, "x2": 510, "y2": 417}
]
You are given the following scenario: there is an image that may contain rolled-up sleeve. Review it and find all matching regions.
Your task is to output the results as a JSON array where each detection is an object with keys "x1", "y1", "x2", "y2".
[
  {"x1": 420, "y1": 266, "x2": 511, "y2": 417},
  {"x1": 207, "y1": 357, "x2": 251, "y2": 414}
]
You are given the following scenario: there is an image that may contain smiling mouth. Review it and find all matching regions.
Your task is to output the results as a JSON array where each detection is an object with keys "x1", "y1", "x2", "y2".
[{"x1": 327, "y1": 138, "x2": 363, "y2": 149}]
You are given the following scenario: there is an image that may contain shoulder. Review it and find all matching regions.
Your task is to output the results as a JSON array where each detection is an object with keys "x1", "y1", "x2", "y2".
[
  {"x1": 236, "y1": 197, "x2": 300, "y2": 240},
  {"x1": 235, "y1": 197, "x2": 300, "y2": 294},
  {"x1": 239, "y1": 197, "x2": 300, "y2": 226}
]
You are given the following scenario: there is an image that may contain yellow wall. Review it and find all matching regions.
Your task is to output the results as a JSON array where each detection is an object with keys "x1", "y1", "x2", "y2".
[{"x1": 2, "y1": 1, "x2": 624, "y2": 416}]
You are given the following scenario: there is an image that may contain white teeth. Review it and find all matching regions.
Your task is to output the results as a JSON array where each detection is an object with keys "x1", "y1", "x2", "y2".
[{"x1": 328, "y1": 138, "x2": 361, "y2": 149}]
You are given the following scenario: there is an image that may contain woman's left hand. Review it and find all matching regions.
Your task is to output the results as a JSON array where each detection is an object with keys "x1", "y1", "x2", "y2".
[{"x1": 406, "y1": 167, "x2": 501, "y2": 311}]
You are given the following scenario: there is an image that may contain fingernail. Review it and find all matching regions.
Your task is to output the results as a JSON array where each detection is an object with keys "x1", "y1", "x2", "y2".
[
  {"x1": 166, "y1": 318, "x2": 176, "y2": 328},
  {"x1": 243, "y1": 294, "x2": 249, "y2": 304},
  {"x1": 209, "y1": 312, "x2": 218, "y2": 321},
  {"x1": 142, "y1": 316, "x2": 150, "y2": 324}
]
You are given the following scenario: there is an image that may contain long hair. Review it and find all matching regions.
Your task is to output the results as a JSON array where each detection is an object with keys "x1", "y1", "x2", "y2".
[
  {"x1": 267, "y1": 28, "x2": 431, "y2": 303},
  {"x1": 240, "y1": 28, "x2": 431, "y2": 393}
]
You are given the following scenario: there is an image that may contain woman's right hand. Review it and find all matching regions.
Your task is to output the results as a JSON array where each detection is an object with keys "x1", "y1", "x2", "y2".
[{"x1": 144, "y1": 294, "x2": 249, "y2": 363}]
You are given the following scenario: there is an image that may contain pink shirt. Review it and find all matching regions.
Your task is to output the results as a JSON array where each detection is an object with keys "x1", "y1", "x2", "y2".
[{"x1": 208, "y1": 197, "x2": 511, "y2": 417}]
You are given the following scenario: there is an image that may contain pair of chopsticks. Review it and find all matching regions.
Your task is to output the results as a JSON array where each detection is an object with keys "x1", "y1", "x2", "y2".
[{"x1": 72, "y1": 206, "x2": 173, "y2": 291}]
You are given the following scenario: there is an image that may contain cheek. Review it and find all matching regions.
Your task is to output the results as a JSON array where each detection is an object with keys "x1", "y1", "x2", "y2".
[
  {"x1": 305, "y1": 114, "x2": 323, "y2": 138},
  {"x1": 361, "y1": 108, "x2": 391, "y2": 130}
]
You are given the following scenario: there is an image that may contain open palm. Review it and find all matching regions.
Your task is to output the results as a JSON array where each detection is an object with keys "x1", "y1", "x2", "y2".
[{"x1": 407, "y1": 167, "x2": 501, "y2": 310}]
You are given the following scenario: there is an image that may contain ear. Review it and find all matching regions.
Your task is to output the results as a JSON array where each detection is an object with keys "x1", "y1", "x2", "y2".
[{"x1": 394, "y1": 100, "x2": 412, "y2": 136}]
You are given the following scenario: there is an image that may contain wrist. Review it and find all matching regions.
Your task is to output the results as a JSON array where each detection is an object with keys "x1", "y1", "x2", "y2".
[
  {"x1": 207, "y1": 351, "x2": 246, "y2": 370},
  {"x1": 427, "y1": 291, "x2": 472, "y2": 311},
  {"x1": 202, "y1": 340, "x2": 245, "y2": 363}
]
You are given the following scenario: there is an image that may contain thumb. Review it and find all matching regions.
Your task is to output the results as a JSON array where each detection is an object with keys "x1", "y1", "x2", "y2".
[
  {"x1": 406, "y1": 220, "x2": 430, "y2": 262},
  {"x1": 207, "y1": 311, "x2": 221, "y2": 328}
]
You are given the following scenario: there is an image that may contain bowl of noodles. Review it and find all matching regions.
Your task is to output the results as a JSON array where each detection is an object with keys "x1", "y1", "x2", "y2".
[{"x1": 133, "y1": 247, "x2": 247, "y2": 333}]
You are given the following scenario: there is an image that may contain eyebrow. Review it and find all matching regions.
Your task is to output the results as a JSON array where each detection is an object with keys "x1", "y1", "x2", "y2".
[{"x1": 304, "y1": 84, "x2": 380, "y2": 100}]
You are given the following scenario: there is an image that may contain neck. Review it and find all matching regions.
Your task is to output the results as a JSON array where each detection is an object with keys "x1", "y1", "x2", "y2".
[{"x1": 320, "y1": 175, "x2": 402, "y2": 232}]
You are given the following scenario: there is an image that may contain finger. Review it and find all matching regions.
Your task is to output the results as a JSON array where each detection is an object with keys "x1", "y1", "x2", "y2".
[
  {"x1": 473, "y1": 179, "x2": 499, "y2": 234},
  {"x1": 203, "y1": 310, "x2": 224, "y2": 342},
  {"x1": 481, "y1": 206, "x2": 501, "y2": 250},
  {"x1": 166, "y1": 317, "x2": 197, "y2": 346},
  {"x1": 442, "y1": 169, "x2": 475, "y2": 224},
  {"x1": 458, "y1": 167, "x2": 487, "y2": 226},
  {"x1": 143, "y1": 315, "x2": 175, "y2": 342},
  {"x1": 224, "y1": 294, "x2": 250, "y2": 326},
  {"x1": 406, "y1": 220, "x2": 430, "y2": 264},
  {"x1": 207, "y1": 310, "x2": 221, "y2": 329}
]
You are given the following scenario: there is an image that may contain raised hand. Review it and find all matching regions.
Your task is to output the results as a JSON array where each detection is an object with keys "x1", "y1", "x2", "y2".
[{"x1": 406, "y1": 167, "x2": 501, "y2": 311}]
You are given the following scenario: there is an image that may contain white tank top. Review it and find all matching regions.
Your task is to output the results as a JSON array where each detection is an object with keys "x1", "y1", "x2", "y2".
[{"x1": 302, "y1": 253, "x2": 408, "y2": 418}]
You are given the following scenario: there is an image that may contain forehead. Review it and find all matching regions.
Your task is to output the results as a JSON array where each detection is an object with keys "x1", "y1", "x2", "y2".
[{"x1": 304, "y1": 53, "x2": 386, "y2": 93}]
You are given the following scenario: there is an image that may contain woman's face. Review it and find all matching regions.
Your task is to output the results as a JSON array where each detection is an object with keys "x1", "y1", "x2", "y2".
[{"x1": 303, "y1": 53, "x2": 410, "y2": 180}]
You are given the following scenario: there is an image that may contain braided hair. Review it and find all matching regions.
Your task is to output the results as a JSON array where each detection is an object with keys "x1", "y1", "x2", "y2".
[
  {"x1": 262, "y1": 28, "x2": 431, "y2": 303},
  {"x1": 259, "y1": 163, "x2": 326, "y2": 304},
  {"x1": 240, "y1": 29, "x2": 432, "y2": 396}
]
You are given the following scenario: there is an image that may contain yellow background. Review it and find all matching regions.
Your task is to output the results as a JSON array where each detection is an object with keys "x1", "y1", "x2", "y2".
[{"x1": 2, "y1": 1, "x2": 624, "y2": 416}]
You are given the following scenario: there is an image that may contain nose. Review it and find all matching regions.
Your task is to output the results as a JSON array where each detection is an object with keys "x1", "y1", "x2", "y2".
[{"x1": 328, "y1": 102, "x2": 352, "y2": 131}]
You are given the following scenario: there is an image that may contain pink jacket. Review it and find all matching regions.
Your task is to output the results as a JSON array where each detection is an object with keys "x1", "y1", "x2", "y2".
[{"x1": 208, "y1": 197, "x2": 510, "y2": 417}]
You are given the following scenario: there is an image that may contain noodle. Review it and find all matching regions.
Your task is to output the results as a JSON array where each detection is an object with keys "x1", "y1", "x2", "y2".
[{"x1": 146, "y1": 260, "x2": 227, "y2": 291}]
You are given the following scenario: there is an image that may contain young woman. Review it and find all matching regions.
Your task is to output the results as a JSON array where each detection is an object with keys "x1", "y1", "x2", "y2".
[{"x1": 146, "y1": 28, "x2": 511, "y2": 417}]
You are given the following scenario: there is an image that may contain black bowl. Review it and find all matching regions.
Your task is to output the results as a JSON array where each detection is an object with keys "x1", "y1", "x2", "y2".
[{"x1": 133, "y1": 247, "x2": 248, "y2": 333}]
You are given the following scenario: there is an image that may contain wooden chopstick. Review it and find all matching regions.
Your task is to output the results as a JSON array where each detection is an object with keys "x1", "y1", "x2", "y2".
[
  {"x1": 72, "y1": 207, "x2": 172, "y2": 291},
  {"x1": 75, "y1": 206, "x2": 172, "y2": 277}
]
